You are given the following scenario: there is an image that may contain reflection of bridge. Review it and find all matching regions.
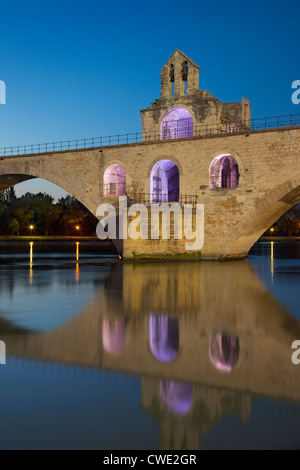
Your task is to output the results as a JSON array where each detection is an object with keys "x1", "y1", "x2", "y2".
[
  {"x1": 2, "y1": 260, "x2": 300, "y2": 449},
  {"x1": 0, "y1": 50, "x2": 300, "y2": 259}
]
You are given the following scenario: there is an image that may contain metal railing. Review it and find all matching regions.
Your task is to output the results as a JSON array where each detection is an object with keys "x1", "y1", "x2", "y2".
[
  {"x1": 0, "y1": 114, "x2": 299, "y2": 158},
  {"x1": 126, "y1": 193, "x2": 198, "y2": 207},
  {"x1": 103, "y1": 182, "x2": 126, "y2": 198}
]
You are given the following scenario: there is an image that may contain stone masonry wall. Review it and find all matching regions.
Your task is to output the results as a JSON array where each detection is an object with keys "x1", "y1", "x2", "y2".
[{"x1": 0, "y1": 126, "x2": 299, "y2": 258}]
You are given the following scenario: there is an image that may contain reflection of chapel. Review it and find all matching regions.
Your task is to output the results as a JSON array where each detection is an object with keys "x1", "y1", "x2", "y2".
[{"x1": 141, "y1": 377, "x2": 251, "y2": 450}]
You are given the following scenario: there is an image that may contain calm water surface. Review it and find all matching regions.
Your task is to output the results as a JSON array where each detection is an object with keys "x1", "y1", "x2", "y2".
[{"x1": 1, "y1": 239, "x2": 300, "y2": 450}]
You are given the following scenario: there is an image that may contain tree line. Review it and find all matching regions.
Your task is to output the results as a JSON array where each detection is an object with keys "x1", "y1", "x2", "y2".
[
  {"x1": 0, "y1": 188, "x2": 98, "y2": 236},
  {"x1": 1, "y1": 187, "x2": 300, "y2": 237},
  {"x1": 265, "y1": 203, "x2": 300, "y2": 236}
]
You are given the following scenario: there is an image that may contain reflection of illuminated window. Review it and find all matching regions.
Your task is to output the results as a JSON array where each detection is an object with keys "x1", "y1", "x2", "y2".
[
  {"x1": 160, "y1": 380, "x2": 193, "y2": 415},
  {"x1": 149, "y1": 315, "x2": 179, "y2": 362},
  {"x1": 209, "y1": 332, "x2": 240, "y2": 372},
  {"x1": 102, "y1": 317, "x2": 125, "y2": 356}
]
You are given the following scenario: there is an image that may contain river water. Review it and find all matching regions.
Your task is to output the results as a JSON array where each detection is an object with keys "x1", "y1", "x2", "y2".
[{"x1": 0, "y1": 239, "x2": 300, "y2": 450}]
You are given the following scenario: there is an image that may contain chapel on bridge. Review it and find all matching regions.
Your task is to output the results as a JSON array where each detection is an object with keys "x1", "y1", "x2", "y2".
[{"x1": 140, "y1": 49, "x2": 250, "y2": 140}]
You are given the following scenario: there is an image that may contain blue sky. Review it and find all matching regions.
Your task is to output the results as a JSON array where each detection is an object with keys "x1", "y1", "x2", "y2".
[{"x1": 0, "y1": 0, "x2": 299, "y2": 200}]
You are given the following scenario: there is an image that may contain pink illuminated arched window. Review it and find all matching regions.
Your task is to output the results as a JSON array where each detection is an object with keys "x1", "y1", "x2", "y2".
[
  {"x1": 103, "y1": 164, "x2": 126, "y2": 197},
  {"x1": 160, "y1": 107, "x2": 193, "y2": 140},
  {"x1": 102, "y1": 317, "x2": 125, "y2": 356},
  {"x1": 209, "y1": 154, "x2": 239, "y2": 189},
  {"x1": 209, "y1": 332, "x2": 240, "y2": 372},
  {"x1": 149, "y1": 315, "x2": 179, "y2": 363},
  {"x1": 159, "y1": 380, "x2": 193, "y2": 415}
]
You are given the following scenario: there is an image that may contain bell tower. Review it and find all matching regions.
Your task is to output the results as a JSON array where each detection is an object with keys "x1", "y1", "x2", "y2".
[
  {"x1": 160, "y1": 49, "x2": 200, "y2": 98},
  {"x1": 140, "y1": 50, "x2": 250, "y2": 141}
]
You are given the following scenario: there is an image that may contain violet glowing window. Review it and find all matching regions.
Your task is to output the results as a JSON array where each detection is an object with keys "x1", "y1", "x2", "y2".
[
  {"x1": 149, "y1": 314, "x2": 179, "y2": 363},
  {"x1": 102, "y1": 317, "x2": 125, "y2": 356},
  {"x1": 209, "y1": 154, "x2": 240, "y2": 189},
  {"x1": 103, "y1": 164, "x2": 126, "y2": 197},
  {"x1": 159, "y1": 380, "x2": 193, "y2": 415},
  {"x1": 209, "y1": 332, "x2": 240, "y2": 372},
  {"x1": 150, "y1": 159, "x2": 179, "y2": 203},
  {"x1": 160, "y1": 107, "x2": 193, "y2": 140}
]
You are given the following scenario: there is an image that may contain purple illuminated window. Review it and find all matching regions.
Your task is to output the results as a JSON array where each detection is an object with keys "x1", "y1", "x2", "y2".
[
  {"x1": 160, "y1": 107, "x2": 193, "y2": 140},
  {"x1": 149, "y1": 314, "x2": 179, "y2": 363},
  {"x1": 209, "y1": 154, "x2": 240, "y2": 189},
  {"x1": 159, "y1": 380, "x2": 193, "y2": 415},
  {"x1": 102, "y1": 317, "x2": 125, "y2": 356},
  {"x1": 209, "y1": 332, "x2": 240, "y2": 372},
  {"x1": 150, "y1": 159, "x2": 179, "y2": 203},
  {"x1": 103, "y1": 164, "x2": 126, "y2": 197}
]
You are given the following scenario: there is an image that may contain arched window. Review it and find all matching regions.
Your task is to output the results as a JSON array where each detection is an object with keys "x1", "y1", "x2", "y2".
[
  {"x1": 102, "y1": 317, "x2": 125, "y2": 356},
  {"x1": 161, "y1": 107, "x2": 193, "y2": 140},
  {"x1": 149, "y1": 315, "x2": 179, "y2": 363},
  {"x1": 209, "y1": 332, "x2": 240, "y2": 372},
  {"x1": 209, "y1": 154, "x2": 240, "y2": 189},
  {"x1": 159, "y1": 380, "x2": 193, "y2": 415},
  {"x1": 150, "y1": 159, "x2": 179, "y2": 203},
  {"x1": 103, "y1": 164, "x2": 126, "y2": 197}
]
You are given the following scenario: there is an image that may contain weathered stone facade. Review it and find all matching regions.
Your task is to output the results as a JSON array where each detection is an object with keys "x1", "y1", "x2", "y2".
[
  {"x1": 140, "y1": 50, "x2": 250, "y2": 139},
  {"x1": 0, "y1": 51, "x2": 299, "y2": 260},
  {"x1": 0, "y1": 125, "x2": 300, "y2": 259}
]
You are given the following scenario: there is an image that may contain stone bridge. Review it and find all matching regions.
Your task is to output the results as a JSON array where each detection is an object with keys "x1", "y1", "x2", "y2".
[
  {"x1": 1, "y1": 50, "x2": 299, "y2": 259},
  {"x1": 1, "y1": 125, "x2": 300, "y2": 259}
]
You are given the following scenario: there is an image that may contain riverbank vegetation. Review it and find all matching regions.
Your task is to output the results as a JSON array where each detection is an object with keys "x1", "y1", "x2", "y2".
[
  {"x1": 264, "y1": 203, "x2": 300, "y2": 237},
  {"x1": 1, "y1": 188, "x2": 300, "y2": 238},
  {"x1": 0, "y1": 188, "x2": 98, "y2": 236}
]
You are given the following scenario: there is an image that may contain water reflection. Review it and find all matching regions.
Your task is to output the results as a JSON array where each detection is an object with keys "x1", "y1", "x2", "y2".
[
  {"x1": 143, "y1": 377, "x2": 251, "y2": 449},
  {"x1": 159, "y1": 380, "x2": 193, "y2": 415},
  {"x1": 1, "y1": 253, "x2": 300, "y2": 449},
  {"x1": 149, "y1": 315, "x2": 179, "y2": 363},
  {"x1": 209, "y1": 332, "x2": 240, "y2": 373},
  {"x1": 102, "y1": 317, "x2": 126, "y2": 356},
  {"x1": 271, "y1": 240, "x2": 274, "y2": 282},
  {"x1": 29, "y1": 241, "x2": 33, "y2": 284}
]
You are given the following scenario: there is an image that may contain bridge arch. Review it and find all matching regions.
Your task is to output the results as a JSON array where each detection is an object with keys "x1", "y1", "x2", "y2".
[
  {"x1": 223, "y1": 176, "x2": 300, "y2": 258},
  {"x1": 0, "y1": 166, "x2": 98, "y2": 215}
]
